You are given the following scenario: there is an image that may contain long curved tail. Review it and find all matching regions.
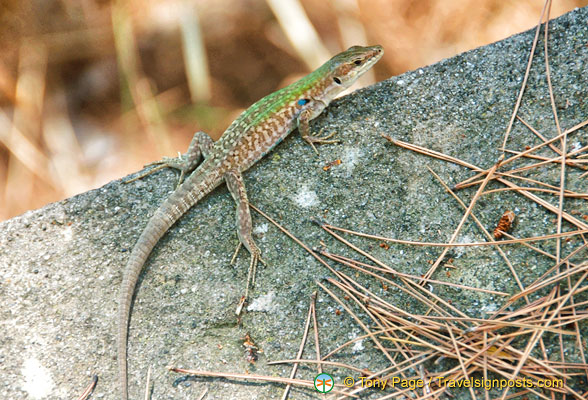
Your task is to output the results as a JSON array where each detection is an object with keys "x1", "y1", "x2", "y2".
[{"x1": 117, "y1": 178, "x2": 215, "y2": 400}]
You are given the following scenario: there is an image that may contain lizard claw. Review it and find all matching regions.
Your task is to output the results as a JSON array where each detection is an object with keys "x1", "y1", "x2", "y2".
[
  {"x1": 125, "y1": 153, "x2": 190, "y2": 187},
  {"x1": 144, "y1": 154, "x2": 182, "y2": 168},
  {"x1": 303, "y1": 128, "x2": 340, "y2": 155},
  {"x1": 230, "y1": 242, "x2": 242, "y2": 265},
  {"x1": 124, "y1": 164, "x2": 168, "y2": 184},
  {"x1": 231, "y1": 241, "x2": 265, "y2": 315}
]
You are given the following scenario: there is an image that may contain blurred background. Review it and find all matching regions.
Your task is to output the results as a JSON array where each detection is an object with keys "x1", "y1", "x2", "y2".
[{"x1": 0, "y1": 0, "x2": 586, "y2": 221}]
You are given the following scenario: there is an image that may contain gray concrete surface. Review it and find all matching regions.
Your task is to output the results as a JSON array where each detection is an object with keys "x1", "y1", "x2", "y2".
[{"x1": 1, "y1": 7, "x2": 587, "y2": 399}]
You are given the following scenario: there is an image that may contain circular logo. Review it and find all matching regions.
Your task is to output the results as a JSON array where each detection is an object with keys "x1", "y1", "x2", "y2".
[{"x1": 314, "y1": 373, "x2": 334, "y2": 393}]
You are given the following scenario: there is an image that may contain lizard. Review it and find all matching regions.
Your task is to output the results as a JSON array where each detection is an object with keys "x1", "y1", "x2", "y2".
[{"x1": 117, "y1": 44, "x2": 383, "y2": 399}]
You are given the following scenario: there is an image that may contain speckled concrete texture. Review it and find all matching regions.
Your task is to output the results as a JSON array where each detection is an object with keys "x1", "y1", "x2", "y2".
[{"x1": 1, "y1": 7, "x2": 586, "y2": 399}]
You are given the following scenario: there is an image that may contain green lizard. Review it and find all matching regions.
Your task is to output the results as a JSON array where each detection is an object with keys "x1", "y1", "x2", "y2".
[{"x1": 118, "y1": 44, "x2": 383, "y2": 399}]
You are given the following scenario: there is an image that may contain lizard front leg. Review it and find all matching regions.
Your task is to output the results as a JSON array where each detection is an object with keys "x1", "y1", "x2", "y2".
[
  {"x1": 125, "y1": 131, "x2": 214, "y2": 185},
  {"x1": 224, "y1": 170, "x2": 264, "y2": 304},
  {"x1": 297, "y1": 102, "x2": 340, "y2": 154}
]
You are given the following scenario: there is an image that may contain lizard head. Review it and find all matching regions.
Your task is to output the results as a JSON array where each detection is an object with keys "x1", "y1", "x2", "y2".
[{"x1": 326, "y1": 45, "x2": 384, "y2": 90}]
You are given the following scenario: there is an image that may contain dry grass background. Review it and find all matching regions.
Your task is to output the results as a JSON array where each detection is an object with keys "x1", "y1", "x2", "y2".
[{"x1": 0, "y1": 0, "x2": 586, "y2": 221}]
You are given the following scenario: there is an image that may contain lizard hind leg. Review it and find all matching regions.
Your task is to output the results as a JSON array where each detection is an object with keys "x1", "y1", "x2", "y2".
[
  {"x1": 125, "y1": 131, "x2": 214, "y2": 185},
  {"x1": 225, "y1": 170, "x2": 266, "y2": 311}
]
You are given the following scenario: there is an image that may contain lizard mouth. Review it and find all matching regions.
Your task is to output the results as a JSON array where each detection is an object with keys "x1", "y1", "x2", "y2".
[
  {"x1": 365, "y1": 46, "x2": 384, "y2": 68},
  {"x1": 355, "y1": 47, "x2": 384, "y2": 78},
  {"x1": 354, "y1": 46, "x2": 384, "y2": 76}
]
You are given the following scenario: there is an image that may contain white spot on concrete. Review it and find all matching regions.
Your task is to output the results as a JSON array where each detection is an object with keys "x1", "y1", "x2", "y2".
[
  {"x1": 253, "y1": 223, "x2": 269, "y2": 234},
  {"x1": 481, "y1": 303, "x2": 498, "y2": 314},
  {"x1": 341, "y1": 146, "x2": 362, "y2": 176},
  {"x1": 294, "y1": 185, "x2": 319, "y2": 208},
  {"x1": 21, "y1": 358, "x2": 54, "y2": 399},
  {"x1": 247, "y1": 291, "x2": 276, "y2": 312},
  {"x1": 352, "y1": 339, "x2": 364, "y2": 352},
  {"x1": 455, "y1": 235, "x2": 475, "y2": 256},
  {"x1": 62, "y1": 225, "x2": 73, "y2": 241}
]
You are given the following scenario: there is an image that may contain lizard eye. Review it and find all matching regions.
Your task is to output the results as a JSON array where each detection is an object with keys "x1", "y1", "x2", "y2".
[
  {"x1": 354, "y1": 60, "x2": 362, "y2": 65},
  {"x1": 333, "y1": 77, "x2": 342, "y2": 84}
]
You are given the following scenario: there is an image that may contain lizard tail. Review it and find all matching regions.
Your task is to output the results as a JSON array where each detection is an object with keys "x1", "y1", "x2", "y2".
[
  {"x1": 118, "y1": 209, "x2": 173, "y2": 400},
  {"x1": 117, "y1": 181, "x2": 212, "y2": 400}
]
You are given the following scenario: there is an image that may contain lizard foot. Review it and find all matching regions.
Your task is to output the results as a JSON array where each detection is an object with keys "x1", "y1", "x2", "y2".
[
  {"x1": 124, "y1": 154, "x2": 191, "y2": 187},
  {"x1": 303, "y1": 128, "x2": 340, "y2": 154},
  {"x1": 232, "y1": 242, "x2": 266, "y2": 315}
]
